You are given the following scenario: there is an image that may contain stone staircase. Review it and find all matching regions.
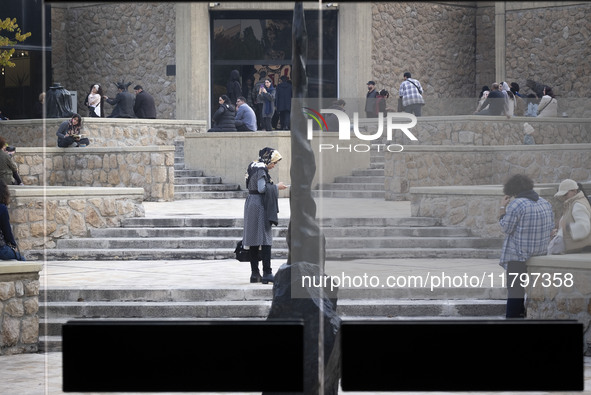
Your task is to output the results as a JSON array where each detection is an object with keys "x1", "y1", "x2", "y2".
[
  {"x1": 39, "y1": 286, "x2": 506, "y2": 352},
  {"x1": 314, "y1": 146, "x2": 386, "y2": 198},
  {"x1": 173, "y1": 139, "x2": 247, "y2": 199},
  {"x1": 28, "y1": 216, "x2": 503, "y2": 261}
]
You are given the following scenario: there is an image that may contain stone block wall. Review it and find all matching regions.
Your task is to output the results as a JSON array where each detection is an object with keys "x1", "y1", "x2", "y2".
[
  {"x1": 10, "y1": 187, "x2": 145, "y2": 250},
  {"x1": 10, "y1": 147, "x2": 175, "y2": 202},
  {"x1": 410, "y1": 186, "x2": 563, "y2": 239},
  {"x1": 383, "y1": 116, "x2": 591, "y2": 146},
  {"x1": 526, "y1": 254, "x2": 591, "y2": 355},
  {"x1": 387, "y1": 144, "x2": 591, "y2": 200},
  {"x1": 370, "y1": 2, "x2": 476, "y2": 115},
  {"x1": 51, "y1": 3, "x2": 176, "y2": 119},
  {"x1": 0, "y1": 118, "x2": 202, "y2": 148},
  {"x1": 475, "y1": 4, "x2": 495, "y2": 93},
  {"x1": 506, "y1": 4, "x2": 591, "y2": 113},
  {"x1": 0, "y1": 267, "x2": 42, "y2": 355}
]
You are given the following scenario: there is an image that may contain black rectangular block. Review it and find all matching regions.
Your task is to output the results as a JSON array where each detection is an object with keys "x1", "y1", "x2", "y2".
[
  {"x1": 62, "y1": 320, "x2": 303, "y2": 392},
  {"x1": 341, "y1": 320, "x2": 583, "y2": 392}
]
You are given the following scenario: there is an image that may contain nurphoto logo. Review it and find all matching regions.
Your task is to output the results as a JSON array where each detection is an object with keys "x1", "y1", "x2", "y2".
[{"x1": 303, "y1": 107, "x2": 418, "y2": 153}]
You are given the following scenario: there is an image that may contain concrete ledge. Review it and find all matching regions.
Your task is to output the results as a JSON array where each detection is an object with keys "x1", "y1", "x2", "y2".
[
  {"x1": 528, "y1": 253, "x2": 591, "y2": 270},
  {"x1": 0, "y1": 261, "x2": 44, "y2": 275},
  {"x1": 9, "y1": 186, "x2": 145, "y2": 198}
]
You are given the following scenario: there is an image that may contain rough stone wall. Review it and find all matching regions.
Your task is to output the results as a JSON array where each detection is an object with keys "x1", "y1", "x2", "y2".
[
  {"x1": 365, "y1": 117, "x2": 591, "y2": 146},
  {"x1": 50, "y1": 3, "x2": 176, "y2": 119},
  {"x1": 410, "y1": 187, "x2": 564, "y2": 238},
  {"x1": 475, "y1": 5, "x2": 495, "y2": 94},
  {"x1": 0, "y1": 118, "x2": 201, "y2": 148},
  {"x1": 526, "y1": 254, "x2": 591, "y2": 355},
  {"x1": 11, "y1": 193, "x2": 145, "y2": 250},
  {"x1": 12, "y1": 148, "x2": 175, "y2": 202},
  {"x1": 505, "y1": 4, "x2": 591, "y2": 105},
  {"x1": 0, "y1": 273, "x2": 40, "y2": 355},
  {"x1": 371, "y1": 2, "x2": 476, "y2": 115},
  {"x1": 386, "y1": 145, "x2": 591, "y2": 200}
]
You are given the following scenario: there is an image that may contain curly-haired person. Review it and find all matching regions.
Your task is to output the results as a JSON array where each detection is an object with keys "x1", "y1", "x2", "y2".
[{"x1": 498, "y1": 174, "x2": 554, "y2": 318}]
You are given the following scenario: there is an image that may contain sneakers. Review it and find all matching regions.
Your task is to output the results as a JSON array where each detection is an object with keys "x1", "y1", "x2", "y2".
[{"x1": 68, "y1": 142, "x2": 78, "y2": 148}]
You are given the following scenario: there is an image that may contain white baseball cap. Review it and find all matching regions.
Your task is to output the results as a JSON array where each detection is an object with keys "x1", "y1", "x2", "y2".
[{"x1": 554, "y1": 179, "x2": 578, "y2": 197}]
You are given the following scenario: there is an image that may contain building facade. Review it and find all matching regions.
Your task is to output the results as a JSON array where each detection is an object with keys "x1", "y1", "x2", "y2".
[{"x1": 47, "y1": 1, "x2": 591, "y2": 122}]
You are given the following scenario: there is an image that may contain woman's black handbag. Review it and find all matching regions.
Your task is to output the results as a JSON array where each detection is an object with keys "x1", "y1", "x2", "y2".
[{"x1": 234, "y1": 240, "x2": 261, "y2": 262}]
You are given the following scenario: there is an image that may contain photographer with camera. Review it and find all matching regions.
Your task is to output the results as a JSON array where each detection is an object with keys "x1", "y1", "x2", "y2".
[
  {"x1": 2, "y1": 145, "x2": 23, "y2": 185},
  {"x1": 56, "y1": 114, "x2": 90, "y2": 148},
  {"x1": 0, "y1": 137, "x2": 18, "y2": 186}
]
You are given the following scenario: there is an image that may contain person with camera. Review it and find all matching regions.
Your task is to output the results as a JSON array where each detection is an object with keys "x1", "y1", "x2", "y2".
[
  {"x1": 0, "y1": 137, "x2": 18, "y2": 186},
  {"x1": 1, "y1": 144, "x2": 23, "y2": 185},
  {"x1": 56, "y1": 114, "x2": 90, "y2": 148}
]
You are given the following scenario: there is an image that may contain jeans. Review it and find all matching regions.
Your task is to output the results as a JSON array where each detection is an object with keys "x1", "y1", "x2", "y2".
[
  {"x1": 403, "y1": 103, "x2": 423, "y2": 116},
  {"x1": 0, "y1": 244, "x2": 25, "y2": 261},
  {"x1": 506, "y1": 261, "x2": 526, "y2": 318}
]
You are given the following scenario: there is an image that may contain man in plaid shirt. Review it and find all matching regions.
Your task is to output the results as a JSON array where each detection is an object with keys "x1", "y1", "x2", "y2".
[
  {"x1": 398, "y1": 71, "x2": 425, "y2": 116},
  {"x1": 498, "y1": 174, "x2": 554, "y2": 318}
]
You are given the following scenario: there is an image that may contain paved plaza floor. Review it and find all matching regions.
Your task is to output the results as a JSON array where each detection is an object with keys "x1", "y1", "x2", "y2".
[{"x1": 1, "y1": 198, "x2": 590, "y2": 394}]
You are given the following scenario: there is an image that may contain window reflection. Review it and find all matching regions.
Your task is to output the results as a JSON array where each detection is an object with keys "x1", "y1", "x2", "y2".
[{"x1": 210, "y1": 10, "x2": 338, "y2": 118}]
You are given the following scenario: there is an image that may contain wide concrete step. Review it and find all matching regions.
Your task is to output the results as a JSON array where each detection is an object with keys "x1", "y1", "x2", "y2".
[
  {"x1": 39, "y1": 286, "x2": 506, "y2": 303},
  {"x1": 312, "y1": 190, "x2": 385, "y2": 198},
  {"x1": 174, "y1": 184, "x2": 241, "y2": 192},
  {"x1": 40, "y1": 299, "x2": 505, "y2": 320},
  {"x1": 27, "y1": 247, "x2": 501, "y2": 261},
  {"x1": 89, "y1": 226, "x2": 472, "y2": 238},
  {"x1": 317, "y1": 183, "x2": 384, "y2": 191},
  {"x1": 175, "y1": 169, "x2": 204, "y2": 177},
  {"x1": 333, "y1": 175, "x2": 385, "y2": 183},
  {"x1": 174, "y1": 191, "x2": 249, "y2": 199},
  {"x1": 174, "y1": 176, "x2": 222, "y2": 185},
  {"x1": 54, "y1": 236, "x2": 501, "y2": 250},
  {"x1": 120, "y1": 216, "x2": 441, "y2": 228},
  {"x1": 351, "y1": 168, "x2": 384, "y2": 176}
]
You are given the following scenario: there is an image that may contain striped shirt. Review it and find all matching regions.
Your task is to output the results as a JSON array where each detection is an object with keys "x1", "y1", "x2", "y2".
[
  {"x1": 499, "y1": 195, "x2": 554, "y2": 266},
  {"x1": 399, "y1": 78, "x2": 425, "y2": 107}
]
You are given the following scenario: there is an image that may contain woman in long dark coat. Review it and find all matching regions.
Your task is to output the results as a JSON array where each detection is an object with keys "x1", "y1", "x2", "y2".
[{"x1": 242, "y1": 147, "x2": 287, "y2": 283}]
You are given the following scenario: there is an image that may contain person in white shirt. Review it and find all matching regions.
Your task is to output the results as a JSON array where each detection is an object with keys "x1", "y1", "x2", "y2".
[
  {"x1": 549, "y1": 179, "x2": 591, "y2": 254},
  {"x1": 537, "y1": 86, "x2": 558, "y2": 117},
  {"x1": 85, "y1": 84, "x2": 103, "y2": 117}
]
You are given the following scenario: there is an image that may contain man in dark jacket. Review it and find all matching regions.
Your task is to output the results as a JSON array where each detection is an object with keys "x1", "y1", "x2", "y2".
[
  {"x1": 474, "y1": 83, "x2": 509, "y2": 117},
  {"x1": 226, "y1": 70, "x2": 242, "y2": 106},
  {"x1": 365, "y1": 80, "x2": 378, "y2": 118},
  {"x1": 105, "y1": 81, "x2": 135, "y2": 118},
  {"x1": 275, "y1": 75, "x2": 292, "y2": 130},
  {"x1": 133, "y1": 85, "x2": 157, "y2": 119}
]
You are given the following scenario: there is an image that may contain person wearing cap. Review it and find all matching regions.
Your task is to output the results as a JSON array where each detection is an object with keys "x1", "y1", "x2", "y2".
[
  {"x1": 365, "y1": 80, "x2": 379, "y2": 118},
  {"x1": 104, "y1": 81, "x2": 135, "y2": 118},
  {"x1": 399, "y1": 72, "x2": 425, "y2": 116},
  {"x1": 550, "y1": 179, "x2": 591, "y2": 254},
  {"x1": 498, "y1": 174, "x2": 554, "y2": 318},
  {"x1": 133, "y1": 85, "x2": 157, "y2": 119}
]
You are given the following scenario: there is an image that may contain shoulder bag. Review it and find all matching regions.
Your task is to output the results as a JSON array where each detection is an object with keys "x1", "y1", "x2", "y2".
[{"x1": 234, "y1": 240, "x2": 261, "y2": 262}]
